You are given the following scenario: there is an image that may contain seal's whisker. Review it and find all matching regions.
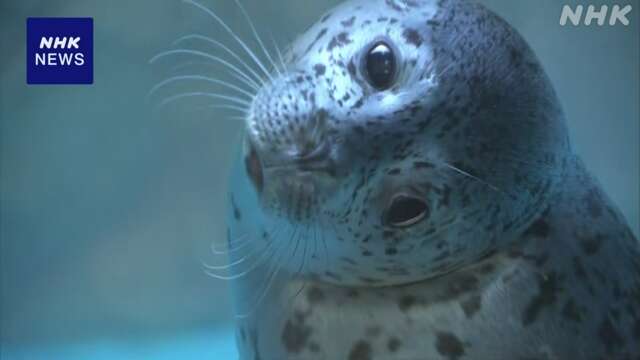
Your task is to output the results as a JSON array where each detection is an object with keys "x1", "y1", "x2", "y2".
[
  {"x1": 319, "y1": 218, "x2": 330, "y2": 273},
  {"x1": 182, "y1": 0, "x2": 275, "y2": 82},
  {"x1": 235, "y1": 226, "x2": 298, "y2": 319},
  {"x1": 203, "y1": 239, "x2": 272, "y2": 272},
  {"x1": 150, "y1": 49, "x2": 260, "y2": 91},
  {"x1": 294, "y1": 225, "x2": 310, "y2": 278},
  {"x1": 193, "y1": 104, "x2": 249, "y2": 115},
  {"x1": 173, "y1": 34, "x2": 266, "y2": 87},
  {"x1": 205, "y1": 225, "x2": 279, "y2": 270},
  {"x1": 204, "y1": 228, "x2": 285, "y2": 280},
  {"x1": 270, "y1": 33, "x2": 287, "y2": 74},
  {"x1": 276, "y1": 225, "x2": 312, "y2": 320},
  {"x1": 168, "y1": 61, "x2": 260, "y2": 92},
  {"x1": 231, "y1": 0, "x2": 281, "y2": 77},
  {"x1": 149, "y1": 75, "x2": 255, "y2": 100},
  {"x1": 290, "y1": 227, "x2": 312, "y2": 301},
  {"x1": 418, "y1": 217, "x2": 462, "y2": 249},
  {"x1": 441, "y1": 161, "x2": 508, "y2": 196},
  {"x1": 210, "y1": 233, "x2": 253, "y2": 255},
  {"x1": 158, "y1": 92, "x2": 250, "y2": 109}
]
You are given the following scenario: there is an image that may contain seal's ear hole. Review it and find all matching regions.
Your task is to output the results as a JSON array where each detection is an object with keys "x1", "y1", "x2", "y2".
[
  {"x1": 384, "y1": 195, "x2": 428, "y2": 228},
  {"x1": 364, "y1": 41, "x2": 397, "y2": 90}
]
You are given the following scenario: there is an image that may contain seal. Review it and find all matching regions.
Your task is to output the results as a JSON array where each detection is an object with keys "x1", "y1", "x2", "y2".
[{"x1": 212, "y1": 0, "x2": 640, "y2": 358}]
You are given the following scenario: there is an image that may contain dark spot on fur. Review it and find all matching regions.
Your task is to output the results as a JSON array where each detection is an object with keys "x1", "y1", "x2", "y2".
[
  {"x1": 402, "y1": 28, "x2": 423, "y2": 47},
  {"x1": 328, "y1": 32, "x2": 352, "y2": 51},
  {"x1": 348, "y1": 340, "x2": 372, "y2": 360},
  {"x1": 320, "y1": 12, "x2": 332, "y2": 23},
  {"x1": 341, "y1": 16, "x2": 356, "y2": 27},
  {"x1": 522, "y1": 272, "x2": 561, "y2": 326},
  {"x1": 281, "y1": 319, "x2": 311, "y2": 354},
  {"x1": 427, "y1": 19, "x2": 441, "y2": 27},
  {"x1": 305, "y1": 28, "x2": 328, "y2": 54},
  {"x1": 313, "y1": 64, "x2": 326, "y2": 77},
  {"x1": 388, "y1": 337, "x2": 402, "y2": 352},
  {"x1": 435, "y1": 332, "x2": 465, "y2": 360},
  {"x1": 398, "y1": 295, "x2": 417, "y2": 312},
  {"x1": 460, "y1": 295, "x2": 482, "y2": 318},
  {"x1": 445, "y1": 274, "x2": 479, "y2": 299}
]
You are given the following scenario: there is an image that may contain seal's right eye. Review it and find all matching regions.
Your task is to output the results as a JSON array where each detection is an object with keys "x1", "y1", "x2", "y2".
[
  {"x1": 384, "y1": 195, "x2": 428, "y2": 228},
  {"x1": 364, "y1": 41, "x2": 397, "y2": 90}
]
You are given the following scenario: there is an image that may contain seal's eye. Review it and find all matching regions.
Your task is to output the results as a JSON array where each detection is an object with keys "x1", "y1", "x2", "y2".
[
  {"x1": 384, "y1": 195, "x2": 428, "y2": 228},
  {"x1": 365, "y1": 41, "x2": 397, "y2": 90}
]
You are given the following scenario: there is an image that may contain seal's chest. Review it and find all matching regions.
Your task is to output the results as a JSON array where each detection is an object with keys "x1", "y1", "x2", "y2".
[{"x1": 237, "y1": 256, "x2": 540, "y2": 359}]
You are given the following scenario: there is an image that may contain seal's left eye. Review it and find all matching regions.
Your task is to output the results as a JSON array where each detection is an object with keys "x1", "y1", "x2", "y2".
[
  {"x1": 384, "y1": 195, "x2": 428, "y2": 228},
  {"x1": 365, "y1": 42, "x2": 397, "y2": 90}
]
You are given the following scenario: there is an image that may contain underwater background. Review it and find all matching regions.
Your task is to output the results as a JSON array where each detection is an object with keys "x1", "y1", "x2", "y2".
[{"x1": 1, "y1": 0, "x2": 638, "y2": 359}]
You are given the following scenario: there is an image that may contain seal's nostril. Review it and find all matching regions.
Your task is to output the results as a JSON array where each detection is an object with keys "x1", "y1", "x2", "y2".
[{"x1": 245, "y1": 143, "x2": 264, "y2": 193}]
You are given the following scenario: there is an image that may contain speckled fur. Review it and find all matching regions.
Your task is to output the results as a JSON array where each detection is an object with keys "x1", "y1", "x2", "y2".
[{"x1": 226, "y1": 0, "x2": 640, "y2": 359}]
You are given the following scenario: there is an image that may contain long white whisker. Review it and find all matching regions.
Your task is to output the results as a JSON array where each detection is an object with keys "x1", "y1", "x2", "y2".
[
  {"x1": 173, "y1": 34, "x2": 266, "y2": 87},
  {"x1": 269, "y1": 33, "x2": 287, "y2": 74},
  {"x1": 149, "y1": 75, "x2": 255, "y2": 99},
  {"x1": 210, "y1": 233, "x2": 252, "y2": 255},
  {"x1": 150, "y1": 49, "x2": 260, "y2": 91},
  {"x1": 203, "y1": 239, "x2": 273, "y2": 271},
  {"x1": 182, "y1": 0, "x2": 274, "y2": 81},
  {"x1": 205, "y1": 229, "x2": 284, "y2": 280},
  {"x1": 235, "y1": 226, "x2": 298, "y2": 319},
  {"x1": 441, "y1": 162, "x2": 509, "y2": 197},
  {"x1": 196, "y1": 104, "x2": 249, "y2": 115},
  {"x1": 159, "y1": 92, "x2": 250, "y2": 108},
  {"x1": 231, "y1": 0, "x2": 281, "y2": 77},
  {"x1": 169, "y1": 61, "x2": 260, "y2": 92}
]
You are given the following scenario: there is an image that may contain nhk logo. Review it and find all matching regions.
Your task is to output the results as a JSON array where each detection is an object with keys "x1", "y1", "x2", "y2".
[
  {"x1": 36, "y1": 36, "x2": 85, "y2": 66},
  {"x1": 27, "y1": 18, "x2": 93, "y2": 84},
  {"x1": 560, "y1": 5, "x2": 633, "y2": 26}
]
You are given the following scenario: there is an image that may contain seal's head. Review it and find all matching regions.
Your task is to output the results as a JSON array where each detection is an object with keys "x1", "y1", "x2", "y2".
[{"x1": 241, "y1": 0, "x2": 570, "y2": 286}]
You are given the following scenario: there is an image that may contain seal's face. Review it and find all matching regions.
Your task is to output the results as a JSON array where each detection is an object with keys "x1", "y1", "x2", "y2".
[{"x1": 242, "y1": 0, "x2": 569, "y2": 286}]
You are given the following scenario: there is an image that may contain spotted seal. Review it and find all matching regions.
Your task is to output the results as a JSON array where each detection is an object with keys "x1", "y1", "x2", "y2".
[{"x1": 212, "y1": 0, "x2": 640, "y2": 358}]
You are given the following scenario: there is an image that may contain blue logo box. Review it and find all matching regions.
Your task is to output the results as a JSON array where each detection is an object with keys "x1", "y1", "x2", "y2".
[{"x1": 26, "y1": 17, "x2": 93, "y2": 84}]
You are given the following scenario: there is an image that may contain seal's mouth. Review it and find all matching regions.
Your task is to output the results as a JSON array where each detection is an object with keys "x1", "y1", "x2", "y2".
[
  {"x1": 266, "y1": 141, "x2": 336, "y2": 177},
  {"x1": 245, "y1": 139, "x2": 337, "y2": 222},
  {"x1": 246, "y1": 140, "x2": 335, "y2": 188}
]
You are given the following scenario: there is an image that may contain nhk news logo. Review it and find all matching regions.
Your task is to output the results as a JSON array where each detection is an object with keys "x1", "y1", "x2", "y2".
[{"x1": 26, "y1": 17, "x2": 93, "y2": 84}]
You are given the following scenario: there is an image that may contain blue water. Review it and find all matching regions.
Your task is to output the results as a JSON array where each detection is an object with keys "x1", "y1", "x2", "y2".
[{"x1": 2, "y1": 329, "x2": 238, "y2": 360}]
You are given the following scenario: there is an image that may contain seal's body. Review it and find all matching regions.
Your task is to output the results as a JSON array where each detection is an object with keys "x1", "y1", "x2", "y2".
[{"x1": 225, "y1": 0, "x2": 640, "y2": 358}]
